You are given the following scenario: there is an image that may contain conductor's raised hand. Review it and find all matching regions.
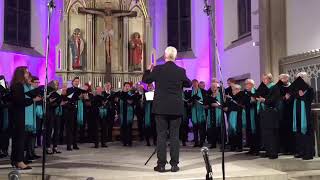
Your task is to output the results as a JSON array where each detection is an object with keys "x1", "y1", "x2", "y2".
[{"x1": 148, "y1": 64, "x2": 154, "y2": 72}]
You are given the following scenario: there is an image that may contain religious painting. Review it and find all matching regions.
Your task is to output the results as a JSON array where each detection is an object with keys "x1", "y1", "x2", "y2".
[
  {"x1": 129, "y1": 32, "x2": 143, "y2": 72},
  {"x1": 69, "y1": 28, "x2": 85, "y2": 70}
]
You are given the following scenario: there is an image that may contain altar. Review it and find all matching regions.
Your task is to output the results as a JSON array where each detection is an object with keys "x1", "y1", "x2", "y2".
[{"x1": 55, "y1": 0, "x2": 154, "y2": 89}]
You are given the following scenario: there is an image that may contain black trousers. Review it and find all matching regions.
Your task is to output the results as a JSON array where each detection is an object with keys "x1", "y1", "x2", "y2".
[
  {"x1": 100, "y1": 117, "x2": 108, "y2": 145},
  {"x1": 121, "y1": 123, "x2": 132, "y2": 145},
  {"x1": 11, "y1": 116, "x2": 25, "y2": 163},
  {"x1": 260, "y1": 108, "x2": 279, "y2": 157},
  {"x1": 193, "y1": 122, "x2": 206, "y2": 145},
  {"x1": 136, "y1": 108, "x2": 144, "y2": 140},
  {"x1": 46, "y1": 110, "x2": 61, "y2": 148},
  {"x1": 106, "y1": 115, "x2": 114, "y2": 142},
  {"x1": 156, "y1": 115, "x2": 181, "y2": 167},
  {"x1": 59, "y1": 112, "x2": 66, "y2": 144},
  {"x1": 0, "y1": 129, "x2": 9, "y2": 152},
  {"x1": 66, "y1": 109, "x2": 78, "y2": 148},
  {"x1": 208, "y1": 126, "x2": 220, "y2": 147},
  {"x1": 179, "y1": 117, "x2": 189, "y2": 144},
  {"x1": 145, "y1": 115, "x2": 157, "y2": 145},
  {"x1": 295, "y1": 132, "x2": 315, "y2": 159},
  {"x1": 36, "y1": 117, "x2": 43, "y2": 146},
  {"x1": 25, "y1": 132, "x2": 36, "y2": 158}
]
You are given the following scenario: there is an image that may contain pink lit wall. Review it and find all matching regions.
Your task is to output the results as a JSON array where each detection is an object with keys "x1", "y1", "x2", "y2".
[
  {"x1": 152, "y1": 0, "x2": 212, "y2": 87},
  {"x1": 0, "y1": 0, "x2": 62, "y2": 84}
]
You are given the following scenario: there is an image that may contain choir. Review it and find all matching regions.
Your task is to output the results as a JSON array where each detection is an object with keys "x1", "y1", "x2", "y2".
[{"x1": 0, "y1": 66, "x2": 316, "y2": 170}]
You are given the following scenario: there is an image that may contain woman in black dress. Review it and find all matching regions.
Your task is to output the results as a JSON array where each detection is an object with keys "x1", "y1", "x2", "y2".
[{"x1": 10, "y1": 66, "x2": 42, "y2": 170}]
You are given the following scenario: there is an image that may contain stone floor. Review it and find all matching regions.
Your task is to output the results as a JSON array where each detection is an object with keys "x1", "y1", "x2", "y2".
[{"x1": 0, "y1": 142, "x2": 319, "y2": 180}]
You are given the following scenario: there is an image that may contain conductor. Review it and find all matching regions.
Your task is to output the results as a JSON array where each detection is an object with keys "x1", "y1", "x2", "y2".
[{"x1": 142, "y1": 46, "x2": 192, "y2": 172}]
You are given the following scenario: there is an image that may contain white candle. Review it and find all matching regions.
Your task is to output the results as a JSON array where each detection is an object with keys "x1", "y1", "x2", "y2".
[
  {"x1": 88, "y1": 81, "x2": 92, "y2": 86},
  {"x1": 118, "y1": 81, "x2": 121, "y2": 89},
  {"x1": 99, "y1": 81, "x2": 102, "y2": 87}
]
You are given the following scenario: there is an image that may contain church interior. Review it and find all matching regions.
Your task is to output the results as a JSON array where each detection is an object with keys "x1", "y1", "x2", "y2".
[{"x1": 0, "y1": 0, "x2": 320, "y2": 180}]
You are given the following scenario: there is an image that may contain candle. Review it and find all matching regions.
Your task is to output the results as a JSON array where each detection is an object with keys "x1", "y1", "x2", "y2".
[
  {"x1": 118, "y1": 81, "x2": 121, "y2": 89},
  {"x1": 99, "y1": 81, "x2": 102, "y2": 87},
  {"x1": 88, "y1": 81, "x2": 92, "y2": 86}
]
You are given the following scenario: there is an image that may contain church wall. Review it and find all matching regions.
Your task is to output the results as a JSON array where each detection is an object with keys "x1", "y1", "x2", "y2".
[
  {"x1": 286, "y1": 0, "x2": 320, "y2": 55},
  {"x1": 152, "y1": 0, "x2": 211, "y2": 86},
  {"x1": 0, "y1": 0, "x2": 62, "y2": 83},
  {"x1": 217, "y1": 0, "x2": 261, "y2": 85}
]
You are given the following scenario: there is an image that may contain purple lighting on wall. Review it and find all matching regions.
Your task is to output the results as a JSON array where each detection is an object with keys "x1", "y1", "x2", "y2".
[{"x1": 0, "y1": 0, "x2": 62, "y2": 84}]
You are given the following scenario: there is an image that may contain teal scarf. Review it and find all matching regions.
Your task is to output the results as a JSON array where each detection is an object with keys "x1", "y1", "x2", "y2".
[
  {"x1": 77, "y1": 100, "x2": 84, "y2": 127},
  {"x1": 191, "y1": 89, "x2": 205, "y2": 124},
  {"x1": 229, "y1": 111, "x2": 238, "y2": 135},
  {"x1": 120, "y1": 92, "x2": 134, "y2": 126},
  {"x1": 207, "y1": 92, "x2": 222, "y2": 128},
  {"x1": 144, "y1": 101, "x2": 152, "y2": 128},
  {"x1": 250, "y1": 108, "x2": 256, "y2": 133},
  {"x1": 24, "y1": 85, "x2": 36, "y2": 133},
  {"x1": 293, "y1": 99, "x2": 307, "y2": 135},
  {"x1": 99, "y1": 107, "x2": 108, "y2": 119},
  {"x1": 55, "y1": 106, "x2": 63, "y2": 116},
  {"x1": 2, "y1": 108, "x2": 9, "y2": 130},
  {"x1": 242, "y1": 109, "x2": 246, "y2": 128},
  {"x1": 36, "y1": 104, "x2": 43, "y2": 119}
]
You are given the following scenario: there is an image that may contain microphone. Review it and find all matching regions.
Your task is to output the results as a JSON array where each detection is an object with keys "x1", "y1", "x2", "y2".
[
  {"x1": 201, "y1": 147, "x2": 213, "y2": 180},
  {"x1": 8, "y1": 171, "x2": 20, "y2": 180}
]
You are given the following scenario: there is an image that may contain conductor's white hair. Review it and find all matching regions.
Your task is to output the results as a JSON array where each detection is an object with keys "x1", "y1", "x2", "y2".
[
  {"x1": 279, "y1": 74, "x2": 289, "y2": 80},
  {"x1": 165, "y1": 46, "x2": 177, "y2": 62},
  {"x1": 245, "y1": 79, "x2": 255, "y2": 85},
  {"x1": 296, "y1": 72, "x2": 311, "y2": 85}
]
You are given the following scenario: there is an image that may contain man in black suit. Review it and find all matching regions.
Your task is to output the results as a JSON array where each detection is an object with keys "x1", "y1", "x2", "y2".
[{"x1": 142, "y1": 46, "x2": 191, "y2": 173}]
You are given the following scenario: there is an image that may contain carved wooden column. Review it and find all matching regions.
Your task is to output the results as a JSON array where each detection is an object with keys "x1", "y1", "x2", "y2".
[
  {"x1": 122, "y1": 17, "x2": 129, "y2": 73},
  {"x1": 104, "y1": 2, "x2": 113, "y2": 82},
  {"x1": 86, "y1": 14, "x2": 94, "y2": 72},
  {"x1": 145, "y1": 17, "x2": 152, "y2": 69},
  {"x1": 259, "y1": 0, "x2": 287, "y2": 80}
]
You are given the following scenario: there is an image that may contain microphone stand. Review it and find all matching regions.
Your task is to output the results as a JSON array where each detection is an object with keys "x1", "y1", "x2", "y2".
[
  {"x1": 42, "y1": 1, "x2": 55, "y2": 180},
  {"x1": 204, "y1": 1, "x2": 226, "y2": 180}
]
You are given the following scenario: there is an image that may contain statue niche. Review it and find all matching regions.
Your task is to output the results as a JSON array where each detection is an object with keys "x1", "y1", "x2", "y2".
[
  {"x1": 69, "y1": 28, "x2": 85, "y2": 70},
  {"x1": 129, "y1": 32, "x2": 143, "y2": 72}
]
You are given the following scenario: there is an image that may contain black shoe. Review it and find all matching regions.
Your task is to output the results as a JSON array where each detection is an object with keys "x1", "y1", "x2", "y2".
[
  {"x1": 32, "y1": 154, "x2": 41, "y2": 159},
  {"x1": 171, "y1": 165, "x2": 180, "y2": 172},
  {"x1": 94, "y1": 144, "x2": 99, "y2": 148},
  {"x1": 302, "y1": 156, "x2": 313, "y2": 160},
  {"x1": 101, "y1": 144, "x2": 108, "y2": 148},
  {"x1": 24, "y1": 160, "x2": 32, "y2": 164},
  {"x1": 259, "y1": 153, "x2": 268, "y2": 158},
  {"x1": 67, "y1": 146, "x2": 72, "y2": 151},
  {"x1": 269, "y1": 155, "x2": 278, "y2": 159},
  {"x1": 154, "y1": 165, "x2": 165, "y2": 173},
  {"x1": 294, "y1": 154, "x2": 302, "y2": 158},
  {"x1": 53, "y1": 148, "x2": 62, "y2": 154},
  {"x1": 73, "y1": 145, "x2": 80, "y2": 150}
]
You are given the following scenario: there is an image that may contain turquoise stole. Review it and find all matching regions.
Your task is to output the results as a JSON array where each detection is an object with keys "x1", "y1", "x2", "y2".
[
  {"x1": 55, "y1": 106, "x2": 63, "y2": 116},
  {"x1": 99, "y1": 107, "x2": 108, "y2": 119},
  {"x1": 207, "y1": 92, "x2": 222, "y2": 128},
  {"x1": 120, "y1": 92, "x2": 134, "y2": 126},
  {"x1": 229, "y1": 111, "x2": 238, "y2": 135},
  {"x1": 24, "y1": 84, "x2": 36, "y2": 133},
  {"x1": 144, "y1": 101, "x2": 152, "y2": 128},
  {"x1": 250, "y1": 88, "x2": 256, "y2": 133},
  {"x1": 293, "y1": 98, "x2": 307, "y2": 135},
  {"x1": 191, "y1": 89, "x2": 205, "y2": 124},
  {"x1": 77, "y1": 100, "x2": 84, "y2": 127},
  {"x1": 2, "y1": 108, "x2": 9, "y2": 130},
  {"x1": 35, "y1": 104, "x2": 43, "y2": 119}
]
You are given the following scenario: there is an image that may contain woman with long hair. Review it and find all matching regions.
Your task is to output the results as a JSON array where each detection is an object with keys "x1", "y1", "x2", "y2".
[
  {"x1": 46, "y1": 80, "x2": 62, "y2": 154},
  {"x1": 10, "y1": 66, "x2": 41, "y2": 170}
]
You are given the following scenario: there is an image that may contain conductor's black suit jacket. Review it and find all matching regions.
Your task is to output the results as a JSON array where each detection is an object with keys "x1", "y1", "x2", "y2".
[{"x1": 142, "y1": 61, "x2": 191, "y2": 116}]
